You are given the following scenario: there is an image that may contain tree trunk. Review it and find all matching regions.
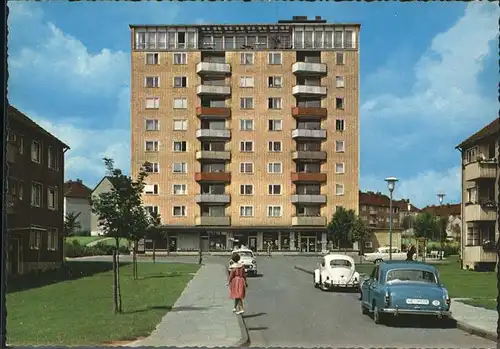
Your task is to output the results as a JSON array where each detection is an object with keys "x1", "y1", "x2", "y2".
[
  {"x1": 115, "y1": 238, "x2": 122, "y2": 313},
  {"x1": 133, "y1": 240, "x2": 138, "y2": 280},
  {"x1": 153, "y1": 240, "x2": 156, "y2": 263},
  {"x1": 112, "y1": 251, "x2": 119, "y2": 313}
]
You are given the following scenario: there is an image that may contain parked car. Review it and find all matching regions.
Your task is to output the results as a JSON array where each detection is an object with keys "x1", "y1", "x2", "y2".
[
  {"x1": 360, "y1": 261, "x2": 451, "y2": 324},
  {"x1": 363, "y1": 246, "x2": 413, "y2": 264},
  {"x1": 229, "y1": 246, "x2": 258, "y2": 276},
  {"x1": 314, "y1": 254, "x2": 361, "y2": 291}
]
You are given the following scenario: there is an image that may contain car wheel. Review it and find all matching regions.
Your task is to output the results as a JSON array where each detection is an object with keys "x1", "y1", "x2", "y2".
[
  {"x1": 361, "y1": 302, "x2": 369, "y2": 315},
  {"x1": 374, "y1": 259, "x2": 383, "y2": 264},
  {"x1": 373, "y1": 305, "x2": 384, "y2": 324},
  {"x1": 313, "y1": 274, "x2": 318, "y2": 288}
]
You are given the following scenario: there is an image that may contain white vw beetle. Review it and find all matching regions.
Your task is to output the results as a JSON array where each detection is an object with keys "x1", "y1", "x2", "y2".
[
  {"x1": 229, "y1": 246, "x2": 258, "y2": 276},
  {"x1": 314, "y1": 254, "x2": 360, "y2": 291}
]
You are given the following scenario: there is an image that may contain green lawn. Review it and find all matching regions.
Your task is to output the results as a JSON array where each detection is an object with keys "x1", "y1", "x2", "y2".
[
  {"x1": 7, "y1": 261, "x2": 200, "y2": 346},
  {"x1": 461, "y1": 298, "x2": 496, "y2": 311},
  {"x1": 99, "y1": 237, "x2": 130, "y2": 248},
  {"x1": 66, "y1": 236, "x2": 103, "y2": 246}
]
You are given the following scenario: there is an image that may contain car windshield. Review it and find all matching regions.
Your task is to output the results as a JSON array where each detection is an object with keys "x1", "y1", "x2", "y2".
[
  {"x1": 386, "y1": 269, "x2": 437, "y2": 283},
  {"x1": 330, "y1": 259, "x2": 352, "y2": 268},
  {"x1": 237, "y1": 251, "x2": 253, "y2": 257}
]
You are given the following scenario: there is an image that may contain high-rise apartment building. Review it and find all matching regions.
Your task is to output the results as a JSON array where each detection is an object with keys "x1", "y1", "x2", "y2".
[{"x1": 130, "y1": 16, "x2": 360, "y2": 253}]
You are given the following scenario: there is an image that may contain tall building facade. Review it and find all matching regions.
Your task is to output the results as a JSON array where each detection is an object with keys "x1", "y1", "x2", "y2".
[{"x1": 130, "y1": 16, "x2": 360, "y2": 253}]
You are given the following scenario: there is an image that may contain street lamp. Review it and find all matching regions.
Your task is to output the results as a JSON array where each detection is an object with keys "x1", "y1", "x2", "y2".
[
  {"x1": 385, "y1": 177, "x2": 399, "y2": 260},
  {"x1": 437, "y1": 193, "x2": 446, "y2": 260}
]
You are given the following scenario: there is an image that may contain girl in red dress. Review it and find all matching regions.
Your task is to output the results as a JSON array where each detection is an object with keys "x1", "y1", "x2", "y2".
[{"x1": 228, "y1": 253, "x2": 247, "y2": 314}]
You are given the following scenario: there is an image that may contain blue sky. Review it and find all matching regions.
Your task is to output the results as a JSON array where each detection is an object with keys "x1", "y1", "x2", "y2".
[{"x1": 7, "y1": 1, "x2": 499, "y2": 208}]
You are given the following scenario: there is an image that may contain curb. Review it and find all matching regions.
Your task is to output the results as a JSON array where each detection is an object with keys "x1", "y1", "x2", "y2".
[
  {"x1": 235, "y1": 313, "x2": 250, "y2": 347},
  {"x1": 294, "y1": 265, "x2": 314, "y2": 275},
  {"x1": 455, "y1": 321, "x2": 497, "y2": 342}
]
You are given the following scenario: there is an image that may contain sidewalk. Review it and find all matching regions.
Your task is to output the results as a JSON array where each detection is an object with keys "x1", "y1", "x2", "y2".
[{"x1": 128, "y1": 264, "x2": 248, "y2": 347}]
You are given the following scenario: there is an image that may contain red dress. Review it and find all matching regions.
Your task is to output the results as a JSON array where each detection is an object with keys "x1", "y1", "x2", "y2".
[{"x1": 229, "y1": 265, "x2": 246, "y2": 299}]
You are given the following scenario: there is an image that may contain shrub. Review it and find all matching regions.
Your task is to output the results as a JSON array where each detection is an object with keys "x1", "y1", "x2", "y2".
[{"x1": 64, "y1": 240, "x2": 129, "y2": 258}]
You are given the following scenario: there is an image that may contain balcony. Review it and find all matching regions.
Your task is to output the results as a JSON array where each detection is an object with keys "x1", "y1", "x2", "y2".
[
  {"x1": 195, "y1": 194, "x2": 231, "y2": 204},
  {"x1": 292, "y1": 62, "x2": 327, "y2": 75},
  {"x1": 369, "y1": 209, "x2": 377, "y2": 215},
  {"x1": 465, "y1": 203, "x2": 497, "y2": 222},
  {"x1": 292, "y1": 216, "x2": 327, "y2": 226},
  {"x1": 195, "y1": 172, "x2": 231, "y2": 183},
  {"x1": 291, "y1": 194, "x2": 327, "y2": 204},
  {"x1": 292, "y1": 129, "x2": 327, "y2": 140},
  {"x1": 291, "y1": 172, "x2": 327, "y2": 183},
  {"x1": 6, "y1": 194, "x2": 16, "y2": 215},
  {"x1": 196, "y1": 62, "x2": 231, "y2": 75},
  {"x1": 196, "y1": 129, "x2": 231, "y2": 139},
  {"x1": 196, "y1": 151, "x2": 231, "y2": 161},
  {"x1": 292, "y1": 107, "x2": 327, "y2": 119},
  {"x1": 196, "y1": 107, "x2": 231, "y2": 119},
  {"x1": 195, "y1": 216, "x2": 231, "y2": 226},
  {"x1": 197, "y1": 85, "x2": 231, "y2": 96},
  {"x1": 292, "y1": 85, "x2": 327, "y2": 97},
  {"x1": 464, "y1": 160, "x2": 497, "y2": 181},
  {"x1": 292, "y1": 151, "x2": 327, "y2": 161},
  {"x1": 6, "y1": 142, "x2": 18, "y2": 164}
]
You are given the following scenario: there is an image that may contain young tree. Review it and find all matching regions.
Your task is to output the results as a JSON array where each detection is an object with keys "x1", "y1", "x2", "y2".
[
  {"x1": 91, "y1": 158, "x2": 149, "y2": 313},
  {"x1": 64, "y1": 212, "x2": 82, "y2": 237},
  {"x1": 414, "y1": 212, "x2": 440, "y2": 241},
  {"x1": 327, "y1": 207, "x2": 357, "y2": 249},
  {"x1": 145, "y1": 211, "x2": 162, "y2": 264},
  {"x1": 350, "y1": 218, "x2": 372, "y2": 255}
]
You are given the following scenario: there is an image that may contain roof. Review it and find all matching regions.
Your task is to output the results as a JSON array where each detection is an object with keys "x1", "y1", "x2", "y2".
[
  {"x1": 8, "y1": 105, "x2": 70, "y2": 150},
  {"x1": 129, "y1": 22, "x2": 361, "y2": 29},
  {"x1": 323, "y1": 254, "x2": 355, "y2": 263},
  {"x1": 456, "y1": 118, "x2": 499, "y2": 149},
  {"x1": 380, "y1": 261, "x2": 437, "y2": 273},
  {"x1": 359, "y1": 191, "x2": 421, "y2": 211},
  {"x1": 64, "y1": 180, "x2": 92, "y2": 199},
  {"x1": 422, "y1": 204, "x2": 461, "y2": 217},
  {"x1": 92, "y1": 176, "x2": 115, "y2": 193}
]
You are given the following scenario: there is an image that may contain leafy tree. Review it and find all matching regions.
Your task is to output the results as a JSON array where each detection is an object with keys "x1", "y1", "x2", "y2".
[
  {"x1": 327, "y1": 207, "x2": 359, "y2": 249},
  {"x1": 414, "y1": 212, "x2": 440, "y2": 240},
  {"x1": 350, "y1": 218, "x2": 372, "y2": 255},
  {"x1": 64, "y1": 212, "x2": 81, "y2": 237},
  {"x1": 144, "y1": 211, "x2": 162, "y2": 263},
  {"x1": 91, "y1": 158, "x2": 149, "y2": 313},
  {"x1": 401, "y1": 215, "x2": 416, "y2": 231}
]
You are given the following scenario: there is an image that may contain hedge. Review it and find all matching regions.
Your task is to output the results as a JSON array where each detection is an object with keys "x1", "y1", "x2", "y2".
[{"x1": 64, "y1": 240, "x2": 129, "y2": 258}]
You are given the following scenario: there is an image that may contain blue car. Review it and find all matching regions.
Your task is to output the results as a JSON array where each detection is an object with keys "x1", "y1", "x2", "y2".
[{"x1": 360, "y1": 261, "x2": 451, "y2": 324}]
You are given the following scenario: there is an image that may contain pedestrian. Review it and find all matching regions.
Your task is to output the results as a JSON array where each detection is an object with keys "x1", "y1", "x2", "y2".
[
  {"x1": 406, "y1": 244, "x2": 416, "y2": 261},
  {"x1": 228, "y1": 252, "x2": 237, "y2": 276},
  {"x1": 267, "y1": 241, "x2": 273, "y2": 258},
  {"x1": 227, "y1": 253, "x2": 247, "y2": 314}
]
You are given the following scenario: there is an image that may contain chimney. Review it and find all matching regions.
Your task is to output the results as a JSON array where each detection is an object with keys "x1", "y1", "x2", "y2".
[
  {"x1": 77, "y1": 179, "x2": 82, "y2": 183},
  {"x1": 315, "y1": 16, "x2": 321, "y2": 20}
]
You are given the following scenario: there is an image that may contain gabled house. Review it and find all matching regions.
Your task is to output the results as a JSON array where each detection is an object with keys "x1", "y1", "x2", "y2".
[
  {"x1": 64, "y1": 179, "x2": 92, "y2": 234},
  {"x1": 90, "y1": 176, "x2": 115, "y2": 236}
]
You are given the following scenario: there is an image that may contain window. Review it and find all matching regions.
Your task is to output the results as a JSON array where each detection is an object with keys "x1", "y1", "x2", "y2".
[
  {"x1": 268, "y1": 141, "x2": 282, "y2": 152},
  {"x1": 173, "y1": 141, "x2": 187, "y2": 152},
  {"x1": 335, "y1": 184, "x2": 345, "y2": 196},
  {"x1": 145, "y1": 76, "x2": 160, "y2": 88},
  {"x1": 173, "y1": 98, "x2": 188, "y2": 109},
  {"x1": 47, "y1": 146, "x2": 58, "y2": 170},
  {"x1": 268, "y1": 76, "x2": 282, "y2": 88},
  {"x1": 173, "y1": 206, "x2": 187, "y2": 216},
  {"x1": 31, "y1": 182, "x2": 42, "y2": 207},
  {"x1": 9, "y1": 178, "x2": 24, "y2": 201},
  {"x1": 268, "y1": 119, "x2": 282, "y2": 131},
  {"x1": 335, "y1": 162, "x2": 345, "y2": 174},
  {"x1": 172, "y1": 184, "x2": 187, "y2": 195},
  {"x1": 240, "y1": 77, "x2": 254, "y2": 88},
  {"x1": 465, "y1": 147, "x2": 478, "y2": 163},
  {"x1": 173, "y1": 52, "x2": 187, "y2": 65},
  {"x1": 240, "y1": 119, "x2": 254, "y2": 131},
  {"x1": 268, "y1": 162, "x2": 282, "y2": 173},
  {"x1": 268, "y1": 97, "x2": 282, "y2": 109},
  {"x1": 240, "y1": 141, "x2": 253, "y2": 152},
  {"x1": 268, "y1": 52, "x2": 282, "y2": 65},
  {"x1": 146, "y1": 119, "x2": 159, "y2": 131},
  {"x1": 173, "y1": 119, "x2": 188, "y2": 131},
  {"x1": 177, "y1": 32, "x2": 186, "y2": 48},
  {"x1": 240, "y1": 184, "x2": 253, "y2": 195},
  {"x1": 335, "y1": 141, "x2": 345, "y2": 153},
  {"x1": 146, "y1": 53, "x2": 159, "y2": 65},
  {"x1": 147, "y1": 32, "x2": 157, "y2": 49},
  {"x1": 18, "y1": 136, "x2": 24, "y2": 154},
  {"x1": 144, "y1": 162, "x2": 160, "y2": 173},
  {"x1": 47, "y1": 228, "x2": 58, "y2": 251},
  {"x1": 334, "y1": 31, "x2": 343, "y2": 48},
  {"x1": 268, "y1": 206, "x2": 282, "y2": 217},
  {"x1": 144, "y1": 184, "x2": 159, "y2": 195},
  {"x1": 240, "y1": 206, "x2": 254, "y2": 217},
  {"x1": 173, "y1": 162, "x2": 187, "y2": 173},
  {"x1": 240, "y1": 97, "x2": 254, "y2": 109},
  {"x1": 145, "y1": 206, "x2": 159, "y2": 215},
  {"x1": 29, "y1": 230, "x2": 41, "y2": 250},
  {"x1": 136, "y1": 30, "x2": 146, "y2": 49},
  {"x1": 240, "y1": 52, "x2": 254, "y2": 65},
  {"x1": 145, "y1": 141, "x2": 159, "y2": 152},
  {"x1": 336, "y1": 97, "x2": 344, "y2": 109},
  {"x1": 268, "y1": 184, "x2": 281, "y2": 195},
  {"x1": 158, "y1": 32, "x2": 167, "y2": 49},
  {"x1": 174, "y1": 76, "x2": 187, "y2": 88},
  {"x1": 146, "y1": 97, "x2": 160, "y2": 109},
  {"x1": 336, "y1": 76, "x2": 345, "y2": 88},
  {"x1": 240, "y1": 163, "x2": 253, "y2": 174},
  {"x1": 336, "y1": 52, "x2": 345, "y2": 65},
  {"x1": 47, "y1": 187, "x2": 57, "y2": 210},
  {"x1": 31, "y1": 140, "x2": 41, "y2": 163},
  {"x1": 345, "y1": 30, "x2": 354, "y2": 48},
  {"x1": 335, "y1": 119, "x2": 345, "y2": 131}
]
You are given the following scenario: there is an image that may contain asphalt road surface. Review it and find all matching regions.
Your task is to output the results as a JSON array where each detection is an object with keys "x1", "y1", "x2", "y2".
[{"x1": 243, "y1": 256, "x2": 495, "y2": 348}]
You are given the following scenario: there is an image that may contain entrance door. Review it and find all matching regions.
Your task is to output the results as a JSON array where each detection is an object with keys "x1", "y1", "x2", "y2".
[
  {"x1": 10, "y1": 239, "x2": 19, "y2": 275},
  {"x1": 169, "y1": 237, "x2": 178, "y2": 252},
  {"x1": 300, "y1": 237, "x2": 316, "y2": 252},
  {"x1": 201, "y1": 238, "x2": 209, "y2": 252},
  {"x1": 248, "y1": 237, "x2": 257, "y2": 251}
]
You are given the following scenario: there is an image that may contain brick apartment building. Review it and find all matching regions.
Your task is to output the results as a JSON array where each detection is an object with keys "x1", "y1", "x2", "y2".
[
  {"x1": 130, "y1": 16, "x2": 360, "y2": 253},
  {"x1": 6, "y1": 105, "x2": 69, "y2": 275}
]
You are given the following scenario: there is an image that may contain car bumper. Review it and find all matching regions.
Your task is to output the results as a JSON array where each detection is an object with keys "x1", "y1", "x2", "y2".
[
  {"x1": 380, "y1": 308, "x2": 452, "y2": 317},
  {"x1": 324, "y1": 281, "x2": 360, "y2": 289}
]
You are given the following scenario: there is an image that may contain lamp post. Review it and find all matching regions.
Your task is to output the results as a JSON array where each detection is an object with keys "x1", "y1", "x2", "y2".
[
  {"x1": 437, "y1": 193, "x2": 446, "y2": 260},
  {"x1": 385, "y1": 177, "x2": 399, "y2": 260}
]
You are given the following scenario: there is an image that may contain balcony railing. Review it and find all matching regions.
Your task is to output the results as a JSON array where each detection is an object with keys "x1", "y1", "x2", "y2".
[
  {"x1": 195, "y1": 172, "x2": 231, "y2": 182},
  {"x1": 292, "y1": 62, "x2": 327, "y2": 75},
  {"x1": 291, "y1": 129, "x2": 327, "y2": 139},
  {"x1": 196, "y1": 151, "x2": 231, "y2": 161},
  {"x1": 291, "y1": 194, "x2": 327, "y2": 204},
  {"x1": 196, "y1": 107, "x2": 231, "y2": 118},
  {"x1": 292, "y1": 85, "x2": 327, "y2": 96},
  {"x1": 292, "y1": 107, "x2": 327, "y2": 119},
  {"x1": 196, "y1": 62, "x2": 231, "y2": 75},
  {"x1": 197, "y1": 85, "x2": 231, "y2": 96},
  {"x1": 291, "y1": 172, "x2": 327, "y2": 183},
  {"x1": 292, "y1": 151, "x2": 327, "y2": 161},
  {"x1": 292, "y1": 216, "x2": 327, "y2": 226},
  {"x1": 195, "y1": 194, "x2": 231, "y2": 204},
  {"x1": 196, "y1": 129, "x2": 231, "y2": 139},
  {"x1": 463, "y1": 245, "x2": 497, "y2": 263},
  {"x1": 464, "y1": 160, "x2": 497, "y2": 181},
  {"x1": 464, "y1": 202, "x2": 497, "y2": 222},
  {"x1": 195, "y1": 216, "x2": 231, "y2": 226}
]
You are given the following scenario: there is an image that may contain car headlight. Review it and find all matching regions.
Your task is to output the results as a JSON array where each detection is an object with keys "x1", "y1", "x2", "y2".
[{"x1": 252, "y1": 260, "x2": 256, "y2": 264}]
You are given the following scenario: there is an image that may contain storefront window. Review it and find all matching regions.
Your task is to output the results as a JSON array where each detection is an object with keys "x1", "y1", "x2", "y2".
[
  {"x1": 209, "y1": 232, "x2": 227, "y2": 251},
  {"x1": 262, "y1": 232, "x2": 278, "y2": 251},
  {"x1": 280, "y1": 233, "x2": 290, "y2": 250}
]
